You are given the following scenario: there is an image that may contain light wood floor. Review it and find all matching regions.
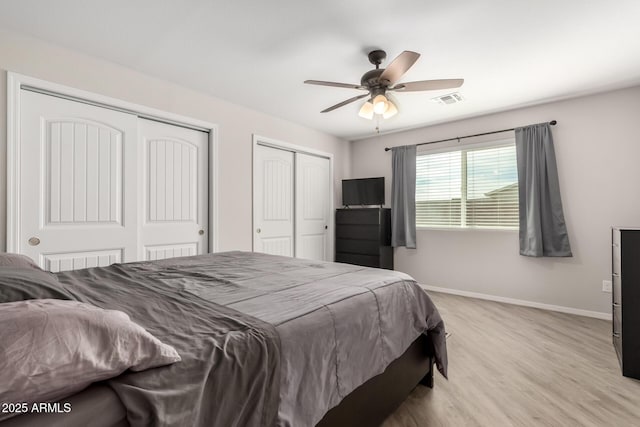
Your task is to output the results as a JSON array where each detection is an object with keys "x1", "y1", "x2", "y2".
[{"x1": 383, "y1": 292, "x2": 640, "y2": 427}]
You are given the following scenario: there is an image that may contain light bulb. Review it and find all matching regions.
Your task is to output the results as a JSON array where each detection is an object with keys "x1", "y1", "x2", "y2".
[
  {"x1": 382, "y1": 100, "x2": 398, "y2": 119},
  {"x1": 358, "y1": 101, "x2": 374, "y2": 120},
  {"x1": 372, "y1": 94, "x2": 388, "y2": 114}
]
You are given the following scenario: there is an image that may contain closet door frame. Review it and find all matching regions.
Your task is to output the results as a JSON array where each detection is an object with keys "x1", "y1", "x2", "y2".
[
  {"x1": 6, "y1": 72, "x2": 219, "y2": 255},
  {"x1": 252, "y1": 134, "x2": 335, "y2": 261}
]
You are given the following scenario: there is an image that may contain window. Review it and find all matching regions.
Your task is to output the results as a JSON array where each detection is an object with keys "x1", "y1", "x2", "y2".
[{"x1": 416, "y1": 141, "x2": 518, "y2": 229}]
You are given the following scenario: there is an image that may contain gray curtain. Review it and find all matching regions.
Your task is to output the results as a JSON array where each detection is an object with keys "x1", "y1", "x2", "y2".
[
  {"x1": 391, "y1": 145, "x2": 417, "y2": 248},
  {"x1": 515, "y1": 123, "x2": 572, "y2": 257}
]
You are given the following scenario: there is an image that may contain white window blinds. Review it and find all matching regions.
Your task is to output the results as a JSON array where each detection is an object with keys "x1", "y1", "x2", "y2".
[{"x1": 416, "y1": 142, "x2": 519, "y2": 229}]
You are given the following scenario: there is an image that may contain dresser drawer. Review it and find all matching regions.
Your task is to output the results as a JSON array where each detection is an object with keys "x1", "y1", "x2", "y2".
[
  {"x1": 335, "y1": 252, "x2": 380, "y2": 268},
  {"x1": 336, "y1": 224, "x2": 380, "y2": 241},
  {"x1": 613, "y1": 298, "x2": 622, "y2": 363},
  {"x1": 613, "y1": 304, "x2": 622, "y2": 335},
  {"x1": 336, "y1": 238, "x2": 381, "y2": 255},
  {"x1": 613, "y1": 331, "x2": 622, "y2": 366},
  {"x1": 613, "y1": 274, "x2": 621, "y2": 305},
  {"x1": 612, "y1": 243, "x2": 621, "y2": 275},
  {"x1": 612, "y1": 228, "x2": 621, "y2": 246},
  {"x1": 336, "y1": 209, "x2": 380, "y2": 225}
]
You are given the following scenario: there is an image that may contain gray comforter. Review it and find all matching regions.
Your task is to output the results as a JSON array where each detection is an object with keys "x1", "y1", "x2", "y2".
[{"x1": 56, "y1": 251, "x2": 447, "y2": 427}]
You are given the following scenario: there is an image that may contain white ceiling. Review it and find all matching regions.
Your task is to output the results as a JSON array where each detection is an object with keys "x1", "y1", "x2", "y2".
[{"x1": 2, "y1": 0, "x2": 640, "y2": 140}]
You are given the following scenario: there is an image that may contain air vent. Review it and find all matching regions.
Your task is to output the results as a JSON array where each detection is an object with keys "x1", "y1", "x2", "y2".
[{"x1": 432, "y1": 92, "x2": 464, "y2": 105}]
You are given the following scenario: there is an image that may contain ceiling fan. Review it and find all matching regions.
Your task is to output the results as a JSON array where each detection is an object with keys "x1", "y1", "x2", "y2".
[{"x1": 304, "y1": 49, "x2": 464, "y2": 120}]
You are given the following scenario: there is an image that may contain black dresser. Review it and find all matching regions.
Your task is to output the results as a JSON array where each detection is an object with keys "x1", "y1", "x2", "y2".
[
  {"x1": 335, "y1": 208, "x2": 393, "y2": 270},
  {"x1": 612, "y1": 227, "x2": 640, "y2": 379}
]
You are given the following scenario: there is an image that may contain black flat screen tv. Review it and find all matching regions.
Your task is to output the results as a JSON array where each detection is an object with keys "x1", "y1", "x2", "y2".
[{"x1": 342, "y1": 177, "x2": 385, "y2": 206}]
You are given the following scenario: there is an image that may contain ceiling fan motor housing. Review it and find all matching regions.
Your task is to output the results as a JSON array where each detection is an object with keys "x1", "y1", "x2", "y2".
[{"x1": 360, "y1": 68, "x2": 386, "y2": 88}]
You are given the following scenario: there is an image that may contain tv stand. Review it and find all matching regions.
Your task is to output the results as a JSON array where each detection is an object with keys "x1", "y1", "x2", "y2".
[{"x1": 335, "y1": 208, "x2": 393, "y2": 270}]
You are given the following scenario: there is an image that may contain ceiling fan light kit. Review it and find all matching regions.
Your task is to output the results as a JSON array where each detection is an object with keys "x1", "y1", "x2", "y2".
[
  {"x1": 304, "y1": 49, "x2": 464, "y2": 124},
  {"x1": 372, "y1": 94, "x2": 389, "y2": 114},
  {"x1": 382, "y1": 101, "x2": 398, "y2": 119},
  {"x1": 357, "y1": 96, "x2": 397, "y2": 121},
  {"x1": 358, "y1": 101, "x2": 374, "y2": 120}
]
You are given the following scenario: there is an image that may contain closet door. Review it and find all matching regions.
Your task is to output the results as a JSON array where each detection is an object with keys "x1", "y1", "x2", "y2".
[
  {"x1": 253, "y1": 145, "x2": 294, "y2": 257},
  {"x1": 19, "y1": 90, "x2": 139, "y2": 271},
  {"x1": 139, "y1": 119, "x2": 209, "y2": 260},
  {"x1": 295, "y1": 153, "x2": 330, "y2": 261}
]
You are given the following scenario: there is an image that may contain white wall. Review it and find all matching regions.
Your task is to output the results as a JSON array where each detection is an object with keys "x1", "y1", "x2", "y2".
[
  {"x1": 0, "y1": 29, "x2": 350, "y2": 253},
  {"x1": 351, "y1": 86, "x2": 640, "y2": 315}
]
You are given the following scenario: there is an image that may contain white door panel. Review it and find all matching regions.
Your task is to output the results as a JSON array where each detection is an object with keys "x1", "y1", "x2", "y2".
[
  {"x1": 253, "y1": 145, "x2": 294, "y2": 257},
  {"x1": 253, "y1": 143, "x2": 331, "y2": 261},
  {"x1": 20, "y1": 90, "x2": 139, "y2": 270},
  {"x1": 145, "y1": 243, "x2": 198, "y2": 261},
  {"x1": 19, "y1": 92, "x2": 210, "y2": 271},
  {"x1": 140, "y1": 119, "x2": 208, "y2": 260},
  {"x1": 295, "y1": 153, "x2": 330, "y2": 261},
  {"x1": 43, "y1": 249, "x2": 123, "y2": 272}
]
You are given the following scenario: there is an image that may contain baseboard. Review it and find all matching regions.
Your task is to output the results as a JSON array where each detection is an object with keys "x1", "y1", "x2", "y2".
[{"x1": 421, "y1": 285, "x2": 612, "y2": 321}]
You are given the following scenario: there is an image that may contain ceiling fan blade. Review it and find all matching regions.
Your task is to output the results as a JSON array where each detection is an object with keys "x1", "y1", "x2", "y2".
[
  {"x1": 379, "y1": 51, "x2": 420, "y2": 85},
  {"x1": 304, "y1": 80, "x2": 367, "y2": 90},
  {"x1": 391, "y1": 79, "x2": 464, "y2": 92},
  {"x1": 321, "y1": 93, "x2": 369, "y2": 113}
]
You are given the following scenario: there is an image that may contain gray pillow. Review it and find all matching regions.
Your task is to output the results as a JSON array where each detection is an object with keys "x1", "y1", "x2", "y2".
[
  {"x1": 0, "y1": 267, "x2": 73, "y2": 303},
  {"x1": 0, "y1": 299, "x2": 181, "y2": 407},
  {"x1": 0, "y1": 253, "x2": 41, "y2": 269}
]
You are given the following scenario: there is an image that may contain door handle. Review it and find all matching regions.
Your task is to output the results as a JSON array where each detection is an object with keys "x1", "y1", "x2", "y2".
[
  {"x1": 198, "y1": 229, "x2": 205, "y2": 235},
  {"x1": 28, "y1": 237, "x2": 40, "y2": 246}
]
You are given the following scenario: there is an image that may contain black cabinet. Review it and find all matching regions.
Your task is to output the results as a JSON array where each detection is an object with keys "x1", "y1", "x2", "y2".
[
  {"x1": 335, "y1": 208, "x2": 393, "y2": 269},
  {"x1": 612, "y1": 227, "x2": 640, "y2": 379}
]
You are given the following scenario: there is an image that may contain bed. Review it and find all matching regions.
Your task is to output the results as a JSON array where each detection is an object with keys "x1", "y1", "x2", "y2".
[{"x1": 0, "y1": 251, "x2": 447, "y2": 427}]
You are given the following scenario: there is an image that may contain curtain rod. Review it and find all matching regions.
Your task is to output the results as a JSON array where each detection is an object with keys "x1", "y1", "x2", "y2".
[{"x1": 383, "y1": 120, "x2": 557, "y2": 151}]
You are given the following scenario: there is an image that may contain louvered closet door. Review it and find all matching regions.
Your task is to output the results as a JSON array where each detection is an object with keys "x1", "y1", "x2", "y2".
[
  {"x1": 253, "y1": 145, "x2": 294, "y2": 257},
  {"x1": 20, "y1": 90, "x2": 139, "y2": 271},
  {"x1": 139, "y1": 119, "x2": 209, "y2": 260}
]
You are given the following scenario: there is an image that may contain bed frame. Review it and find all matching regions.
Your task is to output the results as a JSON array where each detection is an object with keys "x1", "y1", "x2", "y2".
[
  {"x1": 1, "y1": 334, "x2": 433, "y2": 427},
  {"x1": 316, "y1": 333, "x2": 434, "y2": 427}
]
